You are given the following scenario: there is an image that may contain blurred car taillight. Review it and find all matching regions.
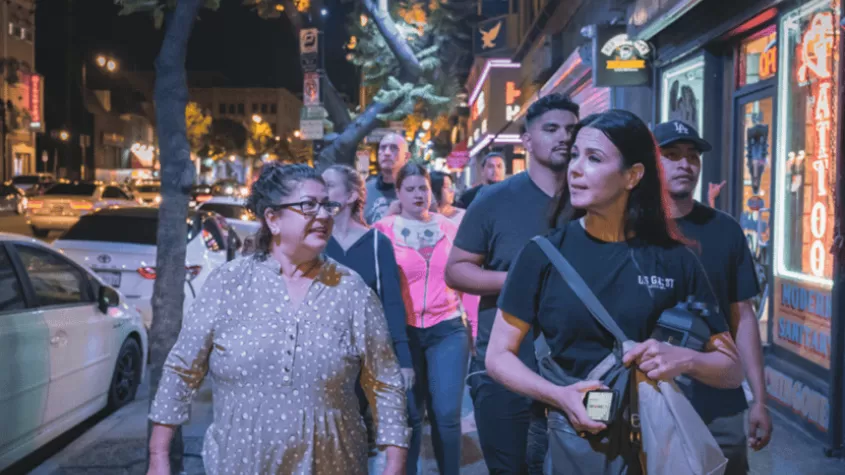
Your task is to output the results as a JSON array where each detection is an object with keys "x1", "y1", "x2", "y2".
[
  {"x1": 70, "y1": 201, "x2": 93, "y2": 210},
  {"x1": 138, "y1": 265, "x2": 204, "y2": 281},
  {"x1": 196, "y1": 194, "x2": 212, "y2": 203},
  {"x1": 28, "y1": 200, "x2": 43, "y2": 209}
]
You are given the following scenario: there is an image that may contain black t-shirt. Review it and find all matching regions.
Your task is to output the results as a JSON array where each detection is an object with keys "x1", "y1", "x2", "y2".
[
  {"x1": 676, "y1": 201, "x2": 760, "y2": 423},
  {"x1": 455, "y1": 184, "x2": 484, "y2": 209},
  {"x1": 453, "y1": 172, "x2": 554, "y2": 366},
  {"x1": 498, "y1": 221, "x2": 729, "y2": 380}
]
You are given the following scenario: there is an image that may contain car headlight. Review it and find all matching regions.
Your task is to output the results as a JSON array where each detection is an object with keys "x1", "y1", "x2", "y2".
[{"x1": 224, "y1": 186, "x2": 233, "y2": 194}]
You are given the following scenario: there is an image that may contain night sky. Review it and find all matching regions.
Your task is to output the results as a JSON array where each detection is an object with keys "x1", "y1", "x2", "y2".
[{"x1": 36, "y1": 0, "x2": 358, "y2": 98}]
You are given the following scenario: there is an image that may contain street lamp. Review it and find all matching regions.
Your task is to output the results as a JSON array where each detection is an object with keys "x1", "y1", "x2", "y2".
[
  {"x1": 95, "y1": 54, "x2": 118, "y2": 73},
  {"x1": 293, "y1": 130, "x2": 301, "y2": 138},
  {"x1": 96, "y1": 55, "x2": 107, "y2": 67},
  {"x1": 59, "y1": 130, "x2": 70, "y2": 141},
  {"x1": 106, "y1": 59, "x2": 118, "y2": 73},
  {"x1": 252, "y1": 114, "x2": 263, "y2": 124},
  {"x1": 422, "y1": 120, "x2": 432, "y2": 131}
]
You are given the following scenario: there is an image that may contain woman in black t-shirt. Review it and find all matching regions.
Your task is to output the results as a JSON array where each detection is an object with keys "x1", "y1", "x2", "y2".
[{"x1": 485, "y1": 110, "x2": 743, "y2": 458}]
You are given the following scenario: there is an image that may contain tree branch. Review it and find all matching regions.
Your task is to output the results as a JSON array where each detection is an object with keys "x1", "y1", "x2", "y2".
[
  {"x1": 316, "y1": 94, "x2": 403, "y2": 169},
  {"x1": 362, "y1": 0, "x2": 423, "y2": 82}
]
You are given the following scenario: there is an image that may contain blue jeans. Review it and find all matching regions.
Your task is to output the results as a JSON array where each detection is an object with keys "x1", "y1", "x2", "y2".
[{"x1": 407, "y1": 318, "x2": 470, "y2": 475}]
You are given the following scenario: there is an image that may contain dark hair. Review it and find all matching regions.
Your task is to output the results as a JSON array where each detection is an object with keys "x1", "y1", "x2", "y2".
[
  {"x1": 524, "y1": 93, "x2": 580, "y2": 130},
  {"x1": 429, "y1": 170, "x2": 455, "y2": 204},
  {"x1": 246, "y1": 162, "x2": 323, "y2": 259},
  {"x1": 481, "y1": 152, "x2": 505, "y2": 168},
  {"x1": 396, "y1": 162, "x2": 430, "y2": 189},
  {"x1": 325, "y1": 164, "x2": 367, "y2": 226},
  {"x1": 551, "y1": 109, "x2": 686, "y2": 248}
]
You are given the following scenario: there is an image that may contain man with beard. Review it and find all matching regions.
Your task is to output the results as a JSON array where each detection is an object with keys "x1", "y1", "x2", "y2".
[
  {"x1": 365, "y1": 133, "x2": 410, "y2": 224},
  {"x1": 446, "y1": 93, "x2": 578, "y2": 474},
  {"x1": 656, "y1": 120, "x2": 772, "y2": 475},
  {"x1": 456, "y1": 152, "x2": 507, "y2": 209}
]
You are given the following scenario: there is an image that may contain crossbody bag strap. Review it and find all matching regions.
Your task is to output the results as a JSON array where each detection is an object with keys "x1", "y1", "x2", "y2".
[
  {"x1": 532, "y1": 236, "x2": 628, "y2": 348},
  {"x1": 373, "y1": 229, "x2": 382, "y2": 298}
]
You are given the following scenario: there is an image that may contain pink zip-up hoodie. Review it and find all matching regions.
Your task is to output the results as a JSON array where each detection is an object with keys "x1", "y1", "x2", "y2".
[{"x1": 374, "y1": 214, "x2": 469, "y2": 330}]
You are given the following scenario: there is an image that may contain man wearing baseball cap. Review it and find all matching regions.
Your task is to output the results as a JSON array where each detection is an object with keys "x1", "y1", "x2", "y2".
[{"x1": 655, "y1": 119, "x2": 772, "y2": 475}]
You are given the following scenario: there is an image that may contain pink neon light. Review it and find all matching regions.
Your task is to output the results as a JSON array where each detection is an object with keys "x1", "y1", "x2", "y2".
[
  {"x1": 469, "y1": 59, "x2": 521, "y2": 107},
  {"x1": 469, "y1": 134, "x2": 494, "y2": 157}
]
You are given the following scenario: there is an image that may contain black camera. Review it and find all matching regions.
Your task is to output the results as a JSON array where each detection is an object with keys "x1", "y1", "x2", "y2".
[{"x1": 650, "y1": 296, "x2": 714, "y2": 352}]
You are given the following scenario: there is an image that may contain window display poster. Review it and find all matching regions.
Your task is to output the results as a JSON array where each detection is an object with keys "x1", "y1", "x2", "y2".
[
  {"x1": 661, "y1": 56, "x2": 705, "y2": 201},
  {"x1": 773, "y1": 276, "x2": 832, "y2": 369},
  {"x1": 775, "y1": 0, "x2": 839, "y2": 286}
]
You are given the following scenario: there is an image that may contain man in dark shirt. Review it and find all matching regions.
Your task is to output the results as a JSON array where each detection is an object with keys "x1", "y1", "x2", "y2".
[
  {"x1": 655, "y1": 120, "x2": 772, "y2": 475},
  {"x1": 364, "y1": 133, "x2": 409, "y2": 224},
  {"x1": 446, "y1": 93, "x2": 579, "y2": 474},
  {"x1": 456, "y1": 152, "x2": 506, "y2": 209}
]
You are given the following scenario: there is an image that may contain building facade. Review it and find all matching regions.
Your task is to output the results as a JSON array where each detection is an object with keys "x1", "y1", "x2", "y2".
[
  {"x1": 1, "y1": 0, "x2": 42, "y2": 181},
  {"x1": 189, "y1": 86, "x2": 303, "y2": 140},
  {"x1": 496, "y1": 0, "x2": 845, "y2": 455}
]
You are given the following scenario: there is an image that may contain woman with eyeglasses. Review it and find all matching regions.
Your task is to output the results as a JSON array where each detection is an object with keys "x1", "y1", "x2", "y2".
[
  {"x1": 322, "y1": 164, "x2": 414, "y2": 455},
  {"x1": 373, "y1": 163, "x2": 470, "y2": 475},
  {"x1": 148, "y1": 163, "x2": 410, "y2": 475}
]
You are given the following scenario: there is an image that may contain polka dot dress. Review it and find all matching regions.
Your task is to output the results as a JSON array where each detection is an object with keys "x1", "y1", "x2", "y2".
[{"x1": 149, "y1": 256, "x2": 411, "y2": 474}]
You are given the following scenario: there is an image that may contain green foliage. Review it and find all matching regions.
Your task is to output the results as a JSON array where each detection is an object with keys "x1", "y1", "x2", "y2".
[{"x1": 346, "y1": 1, "x2": 474, "y2": 123}]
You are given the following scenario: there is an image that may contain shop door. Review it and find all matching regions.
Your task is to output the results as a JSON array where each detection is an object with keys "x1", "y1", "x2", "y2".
[{"x1": 733, "y1": 89, "x2": 774, "y2": 338}]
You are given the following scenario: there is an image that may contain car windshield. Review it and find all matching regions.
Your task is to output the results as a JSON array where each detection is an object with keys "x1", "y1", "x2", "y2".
[
  {"x1": 199, "y1": 203, "x2": 253, "y2": 220},
  {"x1": 211, "y1": 182, "x2": 239, "y2": 194},
  {"x1": 62, "y1": 214, "x2": 199, "y2": 245},
  {"x1": 11, "y1": 176, "x2": 39, "y2": 185},
  {"x1": 136, "y1": 184, "x2": 160, "y2": 193},
  {"x1": 44, "y1": 183, "x2": 97, "y2": 196}
]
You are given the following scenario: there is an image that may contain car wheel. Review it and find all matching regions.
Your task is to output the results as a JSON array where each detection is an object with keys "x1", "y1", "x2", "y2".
[
  {"x1": 107, "y1": 338, "x2": 142, "y2": 410},
  {"x1": 31, "y1": 226, "x2": 49, "y2": 238}
]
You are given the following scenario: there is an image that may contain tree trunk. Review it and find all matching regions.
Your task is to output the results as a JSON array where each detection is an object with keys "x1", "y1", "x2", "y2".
[{"x1": 147, "y1": 0, "x2": 204, "y2": 472}]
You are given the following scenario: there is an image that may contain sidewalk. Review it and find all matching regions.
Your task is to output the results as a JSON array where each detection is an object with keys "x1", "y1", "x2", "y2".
[{"x1": 29, "y1": 379, "x2": 843, "y2": 475}]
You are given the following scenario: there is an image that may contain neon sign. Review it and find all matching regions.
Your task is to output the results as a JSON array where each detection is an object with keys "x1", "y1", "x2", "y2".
[
  {"x1": 799, "y1": 11, "x2": 834, "y2": 278},
  {"x1": 505, "y1": 81, "x2": 521, "y2": 122}
]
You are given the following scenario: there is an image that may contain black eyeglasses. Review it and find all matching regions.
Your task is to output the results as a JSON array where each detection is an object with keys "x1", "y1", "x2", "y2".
[{"x1": 270, "y1": 199, "x2": 342, "y2": 217}]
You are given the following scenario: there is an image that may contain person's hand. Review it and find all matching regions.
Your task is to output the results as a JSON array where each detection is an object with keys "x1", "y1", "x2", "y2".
[
  {"x1": 747, "y1": 402, "x2": 772, "y2": 451},
  {"x1": 400, "y1": 368, "x2": 415, "y2": 392},
  {"x1": 708, "y1": 180, "x2": 726, "y2": 208},
  {"x1": 382, "y1": 446, "x2": 407, "y2": 475},
  {"x1": 623, "y1": 339, "x2": 694, "y2": 381},
  {"x1": 386, "y1": 200, "x2": 402, "y2": 217},
  {"x1": 551, "y1": 381, "x2": 608, "y2": 434},
  {"x1": 146, "y1": 451, "x2": 170, "y2": 475}
]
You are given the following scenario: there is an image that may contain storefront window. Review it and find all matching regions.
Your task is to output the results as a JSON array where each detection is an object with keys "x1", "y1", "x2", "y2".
[
  {"x1": 738, "y1": 25, "x2": 777, "y2": 87},
  {"x1": 775, "y1": 0, "x2": 839, "y2": 286},
  {"x1": 661, "y1": 56, "x2": 705, "y2": 201}
]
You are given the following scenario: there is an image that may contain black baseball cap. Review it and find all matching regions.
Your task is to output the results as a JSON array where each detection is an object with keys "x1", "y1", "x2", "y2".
[{"x1": 653, "y1": 120, "x2": 712, "y2": 152}]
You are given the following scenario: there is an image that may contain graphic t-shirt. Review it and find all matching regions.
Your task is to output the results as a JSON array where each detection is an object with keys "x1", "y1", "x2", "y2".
[{"x1": 498, "y1": 221, "x2": 729, "y2": 380}]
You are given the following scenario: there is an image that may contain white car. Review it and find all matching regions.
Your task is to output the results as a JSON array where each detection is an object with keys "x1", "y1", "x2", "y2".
[
  {"x1": 134, "y1": 181, "x2": 161, "y2": 206},
  {"x1": 53, "y1": 207, "x2": 241, "y2": 329},
  {"x1": 26, "y1": 182, "x2": 141, "y2": 237},
  {"x1": 0, "y1": 233, "x2": 147, "y2": 471},
  {"x1": 196, "y1": 196, "x2": 260, "y2": 241}
]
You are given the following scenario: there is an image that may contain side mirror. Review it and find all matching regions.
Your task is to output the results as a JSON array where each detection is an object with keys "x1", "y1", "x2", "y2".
[{"x1": 98, "y1": 285, "x2": 120, "y2": 314}]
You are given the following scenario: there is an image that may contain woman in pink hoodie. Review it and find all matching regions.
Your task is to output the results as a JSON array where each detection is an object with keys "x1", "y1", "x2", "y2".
[{"x1": 373, "y1": 163, "x2": 470, "y2": 475}]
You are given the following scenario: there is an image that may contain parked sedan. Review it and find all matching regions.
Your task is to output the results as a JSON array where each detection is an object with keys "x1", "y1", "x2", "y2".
[
  {"x1": 196, "y1": 196, "x2": 260, "y2": 240},
  {"x1": 189, "y1": 184, "x2": 213, "y2": 209},
  {"x1": 0, "y1": 183, "x2": 27, "y2": 214},
  {"x1": 26, "y1": 182, "x2": 140, "y2": 237},
  {"x1": 9, "y1": 173, "x2": 56, "y2": 193},
  {"x1": 134, "y1": 181, "x2": 161, "y2": 206},
  {"x1": 0, "y1": 233, "x2": 147, "y2": 471},
  {"x1": 53, "y1": 207, "x2": 241, "y2": 329}
]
